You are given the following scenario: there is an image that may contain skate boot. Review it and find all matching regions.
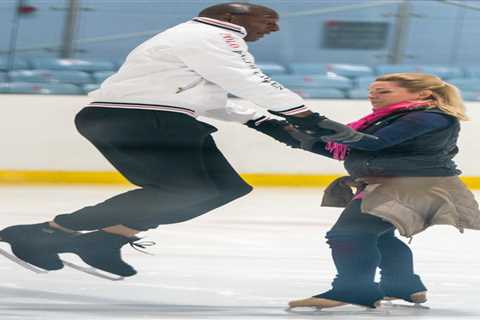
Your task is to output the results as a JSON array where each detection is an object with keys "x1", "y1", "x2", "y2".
[
  {"x1": 59, "y1": 231, "x2": 140, "y2": 277},
  {"x1": 288, "y1": 296, "x2": 347, "y2": 309},
  {"x1": 383, "y1": 291, "x2": 427, "y2": 303},
  {"x1": 380, "y1": 275, "x2": 427, "y2": 303},
  {"x1": 0, "y1": 222, "x2": 74, "y2": 270},
  {"x1": 289, "y1": 289, "x2": 382, "y2": 309},
  {"x1": 289, "y1": 280, "x2": 384, "y2": 309}
]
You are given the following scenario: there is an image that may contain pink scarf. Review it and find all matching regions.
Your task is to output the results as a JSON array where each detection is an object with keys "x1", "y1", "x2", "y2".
[{"x1": 325, "y1": 101, "x2": 432, "y2": 160}]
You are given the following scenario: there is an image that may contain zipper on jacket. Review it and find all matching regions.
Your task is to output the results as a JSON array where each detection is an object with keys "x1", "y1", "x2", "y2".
[{"x1": 176, "y1": 78, "x2": 204, "y2": 94}]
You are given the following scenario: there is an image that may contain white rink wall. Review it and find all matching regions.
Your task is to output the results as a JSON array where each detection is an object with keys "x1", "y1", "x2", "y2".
[{"x1": 0, "y1": 95, "x2": 479, "y2": 176}]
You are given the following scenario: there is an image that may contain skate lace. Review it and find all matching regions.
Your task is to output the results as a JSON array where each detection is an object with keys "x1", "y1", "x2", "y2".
[{"x1": 129, "y1": 239, "x2": 156, "y2": 255}]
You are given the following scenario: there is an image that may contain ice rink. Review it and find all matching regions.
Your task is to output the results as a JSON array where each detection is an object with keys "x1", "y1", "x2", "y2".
[{"x1": 1, "y1": 185, "x2": 479, "y2": 320}]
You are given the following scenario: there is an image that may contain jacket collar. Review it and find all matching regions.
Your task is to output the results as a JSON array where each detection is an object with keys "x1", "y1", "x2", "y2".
[{"x1": 192, "y1": 17, "x2": 247, "y2": 38}]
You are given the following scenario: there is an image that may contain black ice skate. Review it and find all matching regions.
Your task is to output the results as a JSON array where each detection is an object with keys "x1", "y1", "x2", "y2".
[
  {"x1": 58, "y1": 230, "x2": 147, "y2": 279},
  {"x1": 0, "y1": 222, "x2": 74, "y2": 272}
]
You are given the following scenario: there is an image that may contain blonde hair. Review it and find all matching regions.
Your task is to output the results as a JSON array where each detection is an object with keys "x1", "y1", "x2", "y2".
[{"x1": 375, "y1": 72, "x2": 469, "y2": 121}]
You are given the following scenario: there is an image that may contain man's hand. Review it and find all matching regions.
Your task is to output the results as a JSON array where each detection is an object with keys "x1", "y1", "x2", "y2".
[
  {"x1": 271, "y1": 111, "x2": 330, "y2": 133},
  {"x1": 269, "y1": 110, "x2": 378, "y2": 144},
  {"x1": 247, "y1": 117, "x2": 339, "y2": 151},
  {"x1": 245, "y1": 118, "x2": 301, "y2": 148}
]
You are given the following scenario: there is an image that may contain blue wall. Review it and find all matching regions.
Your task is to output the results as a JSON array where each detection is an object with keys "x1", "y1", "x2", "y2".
[{"x1": 1, "y1": 0, "x2": 480, "y2": 66}]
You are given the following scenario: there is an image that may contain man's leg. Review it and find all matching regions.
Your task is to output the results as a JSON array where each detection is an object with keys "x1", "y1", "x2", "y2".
[
  {"x1": 49, "y1": 133, "x2": 252, "y2": 235},
  {"x1": 1, "y1": 108, "x2": 251, "y2": 275}
]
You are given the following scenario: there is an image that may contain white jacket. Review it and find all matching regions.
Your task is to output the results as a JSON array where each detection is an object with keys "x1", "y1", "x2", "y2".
[{"x1": 88, "y1": 17, "x2": 308, "y2": 123}]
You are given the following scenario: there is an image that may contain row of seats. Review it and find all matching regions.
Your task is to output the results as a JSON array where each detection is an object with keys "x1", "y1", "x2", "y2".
[
  {"x1": 1, "y1": 81, "x2": 479, "y2": 102},
  {"x1": 276, "y1": 74, "x2": 480, "y2": 91},
  {"x1": 0, "y1": 57, "x2": 116, "y2": 72},
  {"x1": 0, "y1": 57, "x2": 479, "y2": 100},
  {"x1": 258, "y1": 63, "x2": 480, "y2": 80},
  {"x1": 2, "y1": 57, "x2": 480, "y2": 80},
  {"x1": 0, "y1": 70, "x2": 113, "y2": 85},
  {"x1": 2, "y1": 70, "x2": 479, "y2": 92},
  {"x1": 0, "y1": 82, "x2": 96, "y2": 95},
  {"x1": 288, "y1": 87, "x2": 480, "y2": 101}
]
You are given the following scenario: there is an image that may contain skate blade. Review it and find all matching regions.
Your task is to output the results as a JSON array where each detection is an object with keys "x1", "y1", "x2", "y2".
[
  {"x1": 0, "y1": 247, "x2": 48, "y2": 274},
  {"x1": 285, "y1": 305, "x2": 380, "y2": 315},
  {"x1": 285, "y1": 306, "x2": 323, "y2": 314},
  {"x1": 61, "y1": 260, "x2": 124, "y2": 281},
  {"x1": 380, "y1": 301, "x2": 430, "y2": 310}
]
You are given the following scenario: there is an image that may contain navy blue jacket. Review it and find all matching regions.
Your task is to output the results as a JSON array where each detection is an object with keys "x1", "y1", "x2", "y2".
[{"x1": 311, "y1": 108, "x2": 461, "y2": 178}]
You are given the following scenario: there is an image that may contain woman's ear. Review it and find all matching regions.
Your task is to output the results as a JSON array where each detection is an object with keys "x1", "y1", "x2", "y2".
[{"x1": 418, "y1": 89, "x2": 433, "y2": 99}]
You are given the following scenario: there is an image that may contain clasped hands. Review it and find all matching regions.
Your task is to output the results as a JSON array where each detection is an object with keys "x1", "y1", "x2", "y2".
[{"x1": 246, "y1": 111, "x2": 378, "y2": 151}]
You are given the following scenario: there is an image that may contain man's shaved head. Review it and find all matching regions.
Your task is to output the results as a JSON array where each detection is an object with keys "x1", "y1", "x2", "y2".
[
  {"x1": 198, "y1": 2, "x2": 279, "y2": 42},
  {"x1": 199, "y1": 2, "x2": 275, "y2": 19}
]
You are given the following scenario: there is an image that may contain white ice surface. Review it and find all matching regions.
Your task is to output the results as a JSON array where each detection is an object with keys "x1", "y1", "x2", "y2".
[{"x1": 0, "y1": 186, "x2": 479, "y2": 320}]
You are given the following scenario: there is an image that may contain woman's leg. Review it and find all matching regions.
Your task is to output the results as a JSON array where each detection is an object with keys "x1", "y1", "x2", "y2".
[
  {"x1": 290, "y1": 199, "x2": 394, "y2": 308},
  {"x1": 378, "y1": 231, "x2": 427, "y2": 302}
]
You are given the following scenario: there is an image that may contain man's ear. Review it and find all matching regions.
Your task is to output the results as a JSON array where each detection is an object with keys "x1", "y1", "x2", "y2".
[{"x1": 221, "y1": 13, "x2": 234, "y2": 23}]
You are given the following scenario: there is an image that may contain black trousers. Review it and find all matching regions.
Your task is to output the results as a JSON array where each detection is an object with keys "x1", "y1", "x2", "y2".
[{"x1": 54, "y1": 107, "x2": 252, "y2": 231}]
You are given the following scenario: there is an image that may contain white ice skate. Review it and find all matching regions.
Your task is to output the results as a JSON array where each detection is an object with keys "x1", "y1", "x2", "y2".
[{"x1": 381, "y1": 291, "x2": 430, "y2": 309}]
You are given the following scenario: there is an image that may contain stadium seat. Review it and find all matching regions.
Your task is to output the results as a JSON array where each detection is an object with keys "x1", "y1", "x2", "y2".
[
  {"x1": 272, "y1": 74, "x2": 352, "y2": 89},
  {"x1": 325, "y1": 64, "x2": 374, "y2": 78},
  {"x1": 288, "y1": 63, "x2": 328, "y2": 75},
  {"x1": 416, "y1": 65, "x2": 463, "y2": 79},
  {"x1": 461, "y1": 91, "x2": 480, "y2": 101},
  {"x1": 92, "y1": 71, "x2": 115, "y2": 83},
  {"x1": 289, "y1": 63, "x2": 373, "y2": 78},
  {"x1": 8, "y1": 70, "x2": 92, "y2": 84},
  {"x1": 463, "y1": 66, "x2": 480, "y2": 78},
  {"x1": 0, "y1": 82, "x2": 83, "y2": 95},
  {"x1": 83, "y1": 83, "x2": 100, "y2": 93},
  {"x1": 0, "y1": 71, "x2": 6, "y2": 82},
  {"x1": 374, "y1": 65, "x2": 418, "y2": 76},
  {"x1": 30, "y1": 58, "x2": 115, "y2": 72},
  {"x1": 0, "y1": 57, "x2": 29, "y2": 70},
  {"x1": 354, "y1": 76, "x2": 376, "y2": 89},
  {"x1": 256, "y1": 62, "x2": 287, "y2": 75},
  {"x1": 375, "y1": 64, "x2": 463, "y2": 79},
  {"x1": 347, "y1": 88, "x2": 369, "y2": 99},
  {"x1": 114, "y1": 58, "x2": 126, "y2": 70},
  {"x1": 292, "y1": 88, "x2": 346, "y2": 99},
  {"x1": 448, "y1": 78, "x2": 480, "y2": 91}
]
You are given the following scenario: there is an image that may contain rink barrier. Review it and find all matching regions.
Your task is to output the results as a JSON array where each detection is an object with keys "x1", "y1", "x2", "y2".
[{"x1": 0, "y1": 170, "x2": 478, "y2": 189}]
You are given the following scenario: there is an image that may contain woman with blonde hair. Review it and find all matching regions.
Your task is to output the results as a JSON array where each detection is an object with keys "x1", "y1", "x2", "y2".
[{"x1": 249, "y1": 72, "x2": 480, "y2": 309}]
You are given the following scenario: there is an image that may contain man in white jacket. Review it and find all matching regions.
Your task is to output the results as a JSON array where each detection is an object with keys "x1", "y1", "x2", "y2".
[{"x1": 0, "y1": 2, "x2": 364, "y2": 277}]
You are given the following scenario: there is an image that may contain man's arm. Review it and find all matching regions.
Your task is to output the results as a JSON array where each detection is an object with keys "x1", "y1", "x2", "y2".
[
  {"x1": 174, "y1": 29, "x2": 371, "y2": 142},
  {"x1": 173, "y1": 30, "x2": 306, "y2": 114}
]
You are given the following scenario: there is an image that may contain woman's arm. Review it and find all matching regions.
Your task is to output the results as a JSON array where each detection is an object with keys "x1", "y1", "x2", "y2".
[{"x1": 340, "y1": 112, "x2": 454, "y2": 151}]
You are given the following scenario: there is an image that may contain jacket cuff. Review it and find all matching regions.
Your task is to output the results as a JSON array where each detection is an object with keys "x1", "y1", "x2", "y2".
[{"x1": 268, "y1": 105, "x2": 310, "y2": 116}]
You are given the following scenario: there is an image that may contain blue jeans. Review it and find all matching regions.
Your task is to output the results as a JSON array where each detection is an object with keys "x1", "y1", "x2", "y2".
[{"x1": 317, "y1": 199, "x2": 426, "y2": 306}]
